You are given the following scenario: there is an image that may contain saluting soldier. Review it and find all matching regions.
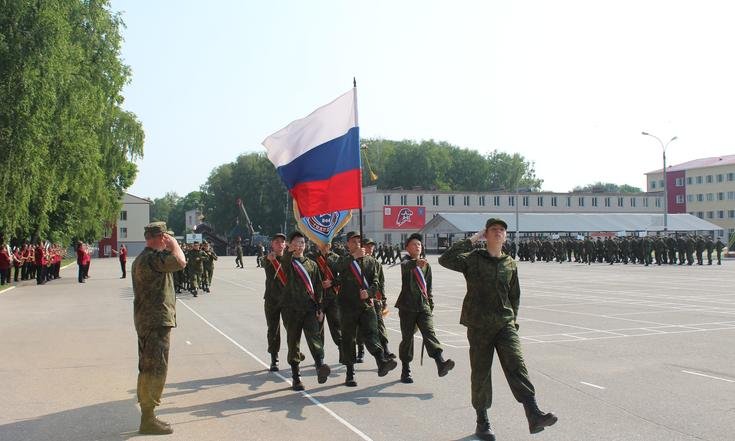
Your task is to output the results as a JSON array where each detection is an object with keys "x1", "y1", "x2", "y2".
[
  {"x1": 202, "y1": 242, "x2": 217, "y2": 292},
  {"x1": 132, "y1": 222, "x2": 186, "y2": 435},
  {"x1": 335, "y1": 231, "x2": 397, "y2": 387},
  {"x1": 263, "y1": 233, "x2": 288, "y2": 371},
  {"x1": 395, "y1": 233, "x2": 454, "y2": 384},
  {"x1": 278, "y1": 231, "x2": 330, "y2": 391},
  {"x1": 439, "y1": 218, "x2": 557, "y2": 441}
]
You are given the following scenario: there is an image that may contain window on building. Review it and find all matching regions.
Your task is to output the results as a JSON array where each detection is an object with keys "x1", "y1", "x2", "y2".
[
  {"x1": 120, "y1": 210, "x2": 127, "y2": 221},
  {"x1": 384, "y1": 195, "x2": 391, "y2": 205},
  {"x1": 120, "y1": 227, "x2": 128, "y2": 239},
  {"x1": 493, "y1": 196, "x2": 501, "y2": 206},
  {"x1": 729, "y1": 191, "x2": 735, "y2": 200},
  {"x1": 687, "y1": 194, "x2": 694, "y2": 202},
  {"x1": 676, "y1": 195, "x2": 684, "y2": 204},
  {"x1": 717, "y1": 174, "x2": 724, "y2": 183},
  {"x1": 707, "y1": 193, "x2": 714, "y2": 201},
  {"x1": 400, "y1": 195, "x2": 408, "y2": 205},
  {"x1": 618, "y1": 197, "x2": 624, "y2": 207},
  {"x1": 479, "y1": 195, "x2": 485, "y2": 206},
  {"x1": 522, "y1": 196, "x2": 529, "y2": 207},
  {"x1": 400, "y1": 233, "x2": 408, "y2": 244},
  {"x1": 416, "y1": 195, "x2": 423, "y2": 205},
  {"x1": 384, "y1": 233, "x2": 392, "y2": 244},
  {"x1": 604, "y1": 197, "x2": 611, "y2": 207},
  {"x1": 432, "y1": 195, "x2": 439, "y2": 206},
  {"x1": 591, "y1": 197, "x2": 598, "y2": 207},
  {"x1": 675, "y1": 177, "x2": 684, "y2": 187},
  {"x1": 718, "y1": 210, "x2": 725, "y2": 219},
  {"x1": 706, "y1": 175, "x2": 713, "y2": 183},
  {"x1": 537, "y1": 196, "x2": 544, "y2": 207},
  {"x1": 630, "y1": 197, "x2": 636, "y2": 207},
  {"x1": 697, "y1": 194, "x2": 704, "y2": 202},
  {"x1": 448, "y1": 195, "x2": 455, "y2": 206},
  {"x1": 687, "y1": 177, "x2": 693, "y2": 185},
  {"x1": 651, "y1": 180, "x2": 656, "y2": 189},
  {"x1": 728, "y1": 172, "x2": 735, "y2": 181},
  {"x1": 729, "y1": 210, "x2": 735, "y2": 218},
  {"x1": 659, "y1": 180, "x2": 664, "y2": 188},
  {"x1": 718, "y1": 230, "x2": 725, "y2": 237},
  {"x1": 551, "y1": 196, "x2": 557, "y2": 207},
  {"x1": 706, "y1": 211, "x2": 714, "y2": 219},
  {"x1": 655, "y1": 198, "x2": 662, "y2": 208},
  {"x1": 578, "y1": 197, "x2": 585, "y2": 207},
  {"x1": 566, "y1": 196, "x2": 572, "y2": 207},
  {"x1": 103, "y1": 226, "x2": 111, "y2": 239},
  {"x1": 643, "y1": 198, "x2": 649, "y2": 208},
  {"x1": 509, "y1": 196, "x2": 516, "y2": 207},
  {"x1": 463, "y1": 195, "x2": 470, "y2": 206},
  {"x1": 696, "y1": 211, "x2": 703, "y2": 218},
  {"x1": 696, "y1": 176, "x2": 703, "y2": 184},
  {"x1": 718, "y1": 192, "x2": 724, "y2": 201}
]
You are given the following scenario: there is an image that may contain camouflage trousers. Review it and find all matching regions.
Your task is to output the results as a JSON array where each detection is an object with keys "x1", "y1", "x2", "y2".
[
  {"x1": 203, "y1": 266, "x2": 213, "y2": 287},
  {"x1": 398, "y1": 308, "x2": 443, "y2": 363},
  {"x1": 467, "y1": 323, "x2": 535, "y2": 411},
  {"x1": 320, "y1": 297, "x2": 343, "y2": 361},
  {"x1": 188, "y1": 271, "x2": 203, "y2": 290},
  {"x1": 264, "y1": 297, "x2": 282, "y2": 354},
  {"x1": 137, "y1": 326, "x2": 171, "y2": 409},
  {"x1": 282, "y1": 307, "x2": 324, "y2": 366},
  {"x1": 340, "y1": 302, "x2": 385, "y2": 365}
]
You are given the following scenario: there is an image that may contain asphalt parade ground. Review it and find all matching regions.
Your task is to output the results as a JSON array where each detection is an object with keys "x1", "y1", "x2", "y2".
[{"x1": 1, "y1": 255, "x2": 733, "y2": 441}]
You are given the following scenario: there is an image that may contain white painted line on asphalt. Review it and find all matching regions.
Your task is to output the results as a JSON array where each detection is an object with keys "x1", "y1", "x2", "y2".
[
  {"x1": 580, "y1": 381, "x2": 606, "y2": 390},
  {"x1": 681, "y1": 370, "x2": 735, "y2": 383},
  {"x1": 214, "y1": 276, "x2": 257, "y2": 291},
  {"x1": 177, "y1": 299, "x2": 375, "y2": 441}
]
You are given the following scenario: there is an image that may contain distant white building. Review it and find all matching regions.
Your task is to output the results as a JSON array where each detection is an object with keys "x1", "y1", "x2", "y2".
[
  {"x1": 98, "y1": 193, "x2": 151, "y2": 257},
  {"x1": 185, "y1": 209, "x2": 203, "y2": 233}
]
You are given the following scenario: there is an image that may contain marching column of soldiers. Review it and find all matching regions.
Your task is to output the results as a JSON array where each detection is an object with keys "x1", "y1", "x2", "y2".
[
  {"x1": 512, "y1": 234, "x2": 726, "y2": 266},
  {"x1": 173, "y1": 241, "x2": 218, "y2": 297}
]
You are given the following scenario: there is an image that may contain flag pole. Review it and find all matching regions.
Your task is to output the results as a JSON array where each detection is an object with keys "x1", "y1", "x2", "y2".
[{"x1": 354, "y1": 77, "x2": 363, "y2": 239}]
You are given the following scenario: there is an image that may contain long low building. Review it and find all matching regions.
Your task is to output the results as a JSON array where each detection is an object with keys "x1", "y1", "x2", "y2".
[{"x1": 419, "y1": 212, "x2": 722, "y2": 251}]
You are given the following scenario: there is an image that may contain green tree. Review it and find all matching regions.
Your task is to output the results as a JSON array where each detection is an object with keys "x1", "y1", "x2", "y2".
[
  {"x1": 150, "y1": 192, "x2": 180, "y2": 223},
  {"x1": 168, "y1": 191, "x2": 203, "y2": 235},
  {"x1": 572, "y1": 182, "x2": 642, "y2": 193}
]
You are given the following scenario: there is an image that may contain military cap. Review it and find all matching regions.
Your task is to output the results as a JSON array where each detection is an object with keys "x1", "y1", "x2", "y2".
[
  {"x1": 405, "y1": 233, "x2": 423, "y2": 247},
  {"x1": 144, "y1": 221, "x2": 168, "y2": 236},
  {"x1": 288, "y1": 231, "x2": 305, "y2": 242},
  {"x1": 485, "y1": 218, "x2": 508, "y2": 230},
  {"x1": 362, "y1": 237, "x2": 376, "y2": 246},
  {"x1": 271, "y1": 232, "x2": 287, "y2": 241},
  {"x1": 166, "y1": 230, "x2": 175, "y2": 236},
  {"x1": 345, "y1": 231, "x2": 361, "y2": 241}
]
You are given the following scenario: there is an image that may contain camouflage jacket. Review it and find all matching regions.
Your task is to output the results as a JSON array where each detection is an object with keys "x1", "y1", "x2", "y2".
[
  {"x1": 186, "y1": 249, "x2": 207, "y2": 273},
  {"x1": 306, "y1": 250, "x2": 341, "y2": 302},
  {"x1": 394, "y1": 258, "x2": 432, "y2": 312},
  {"x1": 203, "y1": 250, "x2": 218, "y2": 269},
  {"x1": 334, "y1": 254, "x2": 380, "y2": 312},
  {"x1": 132, "y1": 247, "x2": 186, "y2": 334},
  {"x1": 439, "y1": 239, "x2": 519, "y2": 330},
  {"x1": 262, "y1": 255, "x2": 286, "y2": 302},
  {"x1": 279, "y1": 251, "x2": 323, "y2": 312}
]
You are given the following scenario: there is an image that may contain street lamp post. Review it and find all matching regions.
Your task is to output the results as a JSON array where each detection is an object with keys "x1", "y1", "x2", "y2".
[{"x1": 642, "y1": 132, "x2": 678, "y2": 232}]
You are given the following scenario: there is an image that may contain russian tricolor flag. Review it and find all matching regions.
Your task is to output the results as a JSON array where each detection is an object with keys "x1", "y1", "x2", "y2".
[{"x1": 262, "y1": 88, "x2": 362, "y2": 217}]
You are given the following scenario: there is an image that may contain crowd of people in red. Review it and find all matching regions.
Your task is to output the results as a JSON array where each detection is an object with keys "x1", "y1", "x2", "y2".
[{"x1": 0, "y1": 242, "x2": 68, "y2": 286}]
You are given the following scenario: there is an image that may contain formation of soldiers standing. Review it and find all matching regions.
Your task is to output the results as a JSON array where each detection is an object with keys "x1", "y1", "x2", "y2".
[
  {"x1": 173, "y1": 241, "x2": 218, "y2": 297},
  {"x1": 511, "y1": 234, "x2": 727, "y2": 266}
]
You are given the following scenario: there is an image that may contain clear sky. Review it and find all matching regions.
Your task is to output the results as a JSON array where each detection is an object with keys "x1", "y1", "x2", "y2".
[{"x1": 111, "y1": 0, "x2": 735, "y2": 200}]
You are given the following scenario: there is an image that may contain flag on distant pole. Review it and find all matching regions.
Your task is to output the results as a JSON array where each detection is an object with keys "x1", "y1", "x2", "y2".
[{"x1": 262, "y1": 86, "x2": 361, "y2": 245}]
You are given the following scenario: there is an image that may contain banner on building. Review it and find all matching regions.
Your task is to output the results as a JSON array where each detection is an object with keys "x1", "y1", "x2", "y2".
[{"x1": 383, "y1": 206, "x2": 426, "y2": 229}]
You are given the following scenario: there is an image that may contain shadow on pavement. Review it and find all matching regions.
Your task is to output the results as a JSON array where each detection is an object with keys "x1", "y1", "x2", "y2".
[{"x1": 0, "y1": 398, "x2": 140, "y2": 441}]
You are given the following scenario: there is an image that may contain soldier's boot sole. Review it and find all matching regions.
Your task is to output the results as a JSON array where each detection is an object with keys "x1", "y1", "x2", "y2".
[
  {"x1": 139, "y1": 419, "x2": 173, "y2": 435},
  {"x1": 400, "y1": 374, "x2": 413, "y2": 384},
  {"x1": 528, "y1": 413, "x2": 558, "y2": 434},
  {"x1": 377, "y1": 359, "x2": 397, "y2": 377},
  {"x1": 317, "y1": 364, "x2": 331, "y2": 384},
  {"x1": 475, "y1": 423, "x2": 496, "y2": 441}
]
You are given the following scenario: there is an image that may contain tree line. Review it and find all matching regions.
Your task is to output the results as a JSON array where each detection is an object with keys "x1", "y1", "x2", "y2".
[{"x1": 0, "y1": 1, "x2": 144, "y2": 245}]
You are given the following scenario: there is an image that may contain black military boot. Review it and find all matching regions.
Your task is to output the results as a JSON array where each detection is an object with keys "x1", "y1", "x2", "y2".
[
  {"x1": 269, "y1": 353, "x2": 279, "y2": 372},
  {"x1": 291, "y1": 364, "x2": 304, "y2": 391},
  {"x1": 474, "y1": 408, "x2": 495, "y2": 441},
  {"x1": 434, "y1": 354, "x2": 455, "y2": 377},
  {"x1": 382, "y1": 343, "x2": 396, "y2": 359},
  {"x1": 356, "y1": 344, "x2": 365, "y2": 363},
  {"x1": 376, "y1": 356, "x2": 398, "y2": 377},
  {"x1": 315, "y1": 360, "x2": 331, "y2": 384},
  {"x1": 345, "y1": 364, "x2": 357, "y2": 387},
  {"x1": 523, "y1": 396, "x2": 558, "y2": 434},
  {"x1": 139, "y1": 407, "x2": 173, "y2": 435},
  {"x1": 400, "y1": 362, "x2": 413, "y2": 384}
]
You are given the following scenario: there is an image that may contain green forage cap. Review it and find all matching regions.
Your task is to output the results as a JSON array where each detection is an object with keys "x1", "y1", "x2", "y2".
[{"x1": 144, "y1": 221, "x2": 168, "y2": 235}]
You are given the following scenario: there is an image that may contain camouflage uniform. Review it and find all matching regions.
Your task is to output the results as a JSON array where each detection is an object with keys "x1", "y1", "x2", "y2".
[
  {"x1": 132, "y1": 241, "x2": 185, "y2": 412},
  {"x1": 202, "y1": 246, "x2": 217, "y2": 290},
  {"x1": 438, "y1": 239, "x2": 536, "y2": 411},
  {"x1": 308, "y1": 249, "x2": 343, "y2": 362},
  {"x1": 185, "y1": 247, "x2": 207, "y2": 294}
]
